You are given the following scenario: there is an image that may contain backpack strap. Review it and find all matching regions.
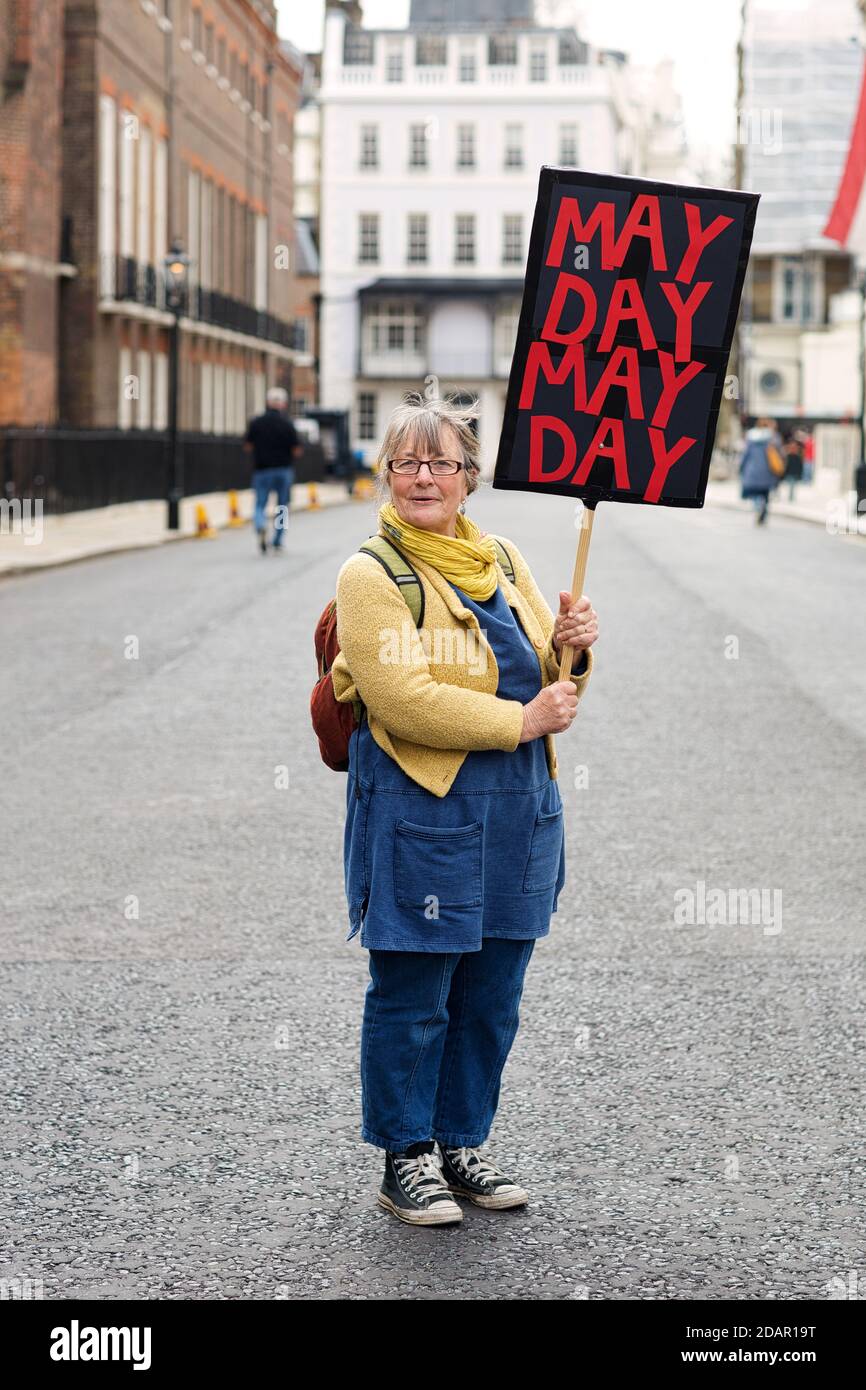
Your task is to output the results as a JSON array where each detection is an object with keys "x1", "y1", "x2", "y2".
[
  {"x1": 358, "y1": 534, "x2": 425, "y2": 628},
  {"x1": 490, "y1": 536, "x2": 516, "y2": 583}
]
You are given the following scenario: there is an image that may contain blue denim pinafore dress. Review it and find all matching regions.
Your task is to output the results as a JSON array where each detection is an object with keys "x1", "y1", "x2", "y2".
[{"x1": 342, "y1": 579, "x2": 576, "y2": 953}]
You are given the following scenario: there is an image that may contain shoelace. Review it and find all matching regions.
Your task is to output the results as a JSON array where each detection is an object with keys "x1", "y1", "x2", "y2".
[
  {"x1": 446, "y1": 1146, "x2": 508, "y2": 1185},
  {"x1": 394, "y1": 1150, "x2": 450, "y2": 1200}
]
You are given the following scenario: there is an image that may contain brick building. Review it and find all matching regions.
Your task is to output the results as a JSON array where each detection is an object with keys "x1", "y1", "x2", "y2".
[
  {"x1": 0, "y1": 0, "x2": 70, "y2": 426},
  {"x1": 1, "y1": 0, "x2": 308, "y2": 431}
]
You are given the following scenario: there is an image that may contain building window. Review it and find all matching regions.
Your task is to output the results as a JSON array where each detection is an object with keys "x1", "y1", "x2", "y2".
[
  {"x1": 409, "y1": 123, "x2": 429, "y2": 169},
  {"x1": 360, "y1": 123, "x2": 379, "y2": 169},
  {"x1": 291, "y1": 395, "x2": 309, "y2": 417},
  {"x1": 386, "y1": 45, "x2": 404, "y2": 82},
  {"x1": 407, "y1": 213, "x2": 428, "y2": 263},
  {"x1": 367, "y1": 301, "x2": 425, "y2": 355},
  {"x1": 775, "y1": 255, "x2": 818, "y2": 324},
  {"x1": 489, "y1": 35, "x2": 517, "y2": 66},
  {"x1": 358, "y1": 213, "x2": 379, "y2": 263},
  {"x1": 293, "y1": 318, "x2": 310, "y2": 352},
  {"x1": 458, "y1": 48, "x2": 476, "y2": 82},
  {"x1": 455, "y1": 213, "x2": 475, "y2": 264},
  {"x1": 136, "y1": 350, "x2": 152, "y2": 428},
  {"x1": 495, "y1": 303, "x2": 521, "y2": 362},
  {"x1": 530, "y1": 47, "x2": 547, "y2": 81},
  {"x1": 456, "y1": 123, "x2": 475, "y2": 169},
  {"x1": 558, "y1": 34, "x2": 587, "y2": 65},
  {"x1": 559, "y1": 122, "x2": 579, "y2": 165},
  {"x1": 504, "y1": 123, "x2": 523, "y2": 169},
  {"x1": 503, "y1": 214, "x2": 523, "y2": 265},
  {"x1": 358, "y1": 392, "x2": 377, "y2": 441},
  {"x1": 98, "y1": 94, "x2": 116, "y2": 296},
  {"x1": 344, "y1": 27, "x2": 375, "y2": 65},
  {"x1": 416, "y1": 34, "x2": 446, "y2": 65}
]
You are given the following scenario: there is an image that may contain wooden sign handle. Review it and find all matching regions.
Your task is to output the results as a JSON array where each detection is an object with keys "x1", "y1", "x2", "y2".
[{"x1": 558, "y1": 503, "x2": 596, "y2": 681}]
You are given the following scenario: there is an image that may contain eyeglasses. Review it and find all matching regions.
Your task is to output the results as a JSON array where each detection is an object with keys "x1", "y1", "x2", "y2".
[{"x1": 386, "y1": 458, "x2": 464, "y2": 476}]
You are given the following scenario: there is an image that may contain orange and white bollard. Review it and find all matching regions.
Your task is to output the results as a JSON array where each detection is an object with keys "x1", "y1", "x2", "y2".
[
  {"x1": 227, "y1": 489, "x2": 245, "y2": 527},
  {"x1": 194, "y1": 502, "x2": 217, "y2": 538},
  {"x1": 307, "y1": 482, "x2": 320, "y2": 510}
]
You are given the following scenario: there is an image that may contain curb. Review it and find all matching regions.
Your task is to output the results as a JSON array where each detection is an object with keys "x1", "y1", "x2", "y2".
[{"x1": 0, "y1": 490, "x2": 366, "y2": 582}]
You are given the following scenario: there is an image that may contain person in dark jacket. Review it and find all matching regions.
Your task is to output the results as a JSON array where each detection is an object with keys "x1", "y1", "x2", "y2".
[
  {"x1": 243, "y1": 387, "x2": 303, "y2": 554},
  {"x1": 739, "y1": 416, "x2": 782, "y2": 525},
  {"x1": 782, "y1": 430, "x2": 806, "y2": 503}
]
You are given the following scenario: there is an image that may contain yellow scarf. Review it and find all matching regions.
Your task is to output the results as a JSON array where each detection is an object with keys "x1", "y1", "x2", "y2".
[{"x1": 378, "y1": 501, "x2": 500, "y2": 601}]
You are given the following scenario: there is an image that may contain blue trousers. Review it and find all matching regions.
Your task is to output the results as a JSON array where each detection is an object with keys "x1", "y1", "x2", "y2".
[
  {"x1": 252, "y1": 467, "x2": 293, "y2": 545},
  {"x1": 360, "y1": 936, "x2": 535, "y2": 1152}
]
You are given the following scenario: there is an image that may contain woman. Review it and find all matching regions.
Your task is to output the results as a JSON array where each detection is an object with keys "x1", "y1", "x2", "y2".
[
  {"x1": 330, "y1": 393, "x2": 599, "y2": 1226},
  {"x1": 739, "y1": 416, "x2": 783, "y2": 526}
]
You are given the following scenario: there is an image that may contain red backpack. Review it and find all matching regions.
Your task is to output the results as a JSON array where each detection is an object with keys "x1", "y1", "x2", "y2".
[{"x1": 311, "y1": 533, "x2": 515, "y2": 771}]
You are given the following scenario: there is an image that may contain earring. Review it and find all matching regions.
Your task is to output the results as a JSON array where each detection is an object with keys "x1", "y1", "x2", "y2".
[{"x1": 459, "y1": 499, "x2": 467, "y2": 514}]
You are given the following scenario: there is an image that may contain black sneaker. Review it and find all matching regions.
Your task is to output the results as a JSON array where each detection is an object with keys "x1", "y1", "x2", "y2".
[
  {"x1": 438, "y1": 1143, "x2": 529, "y2": 1209},
  {"x1": 257, "y1": 528, "x2": 268, "y2": 554},
  {"x1": 377, "y1": 1143, "x2": 463, "y2": 1225}
]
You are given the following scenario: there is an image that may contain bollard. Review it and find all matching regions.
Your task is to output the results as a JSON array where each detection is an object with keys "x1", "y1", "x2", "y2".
[
  {"x1": 307, "y1": 482, "x2": 320, "y2": 510},
  {"x1": 195, "y1": 502, "x2": 217, "y2": 538},
  {"x1": 227, "y1": 489, "x2": 245, "y2": 527}
]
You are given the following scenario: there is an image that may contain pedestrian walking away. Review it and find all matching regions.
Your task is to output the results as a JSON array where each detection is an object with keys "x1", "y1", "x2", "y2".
[
  {"x1": 739, "y1": 415, "x2": 784, "y2": 526},
  {"x1": 327, "y1": 391, "x2": 599, "y2": 1226},
  {"x1": 243, "y1": 387, "x2": 303, "y2": 554}
]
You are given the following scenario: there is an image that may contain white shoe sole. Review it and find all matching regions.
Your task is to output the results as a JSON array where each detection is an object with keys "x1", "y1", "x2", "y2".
[
  {"x1": 377, "y1": 1191, "x2": 463, "y2": 1225},
  {"x1": 446, "y1": 1184, "x2": 529, "y2": 1209}
]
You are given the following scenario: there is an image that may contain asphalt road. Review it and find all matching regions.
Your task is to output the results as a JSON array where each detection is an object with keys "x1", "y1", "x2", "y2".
[{"x1": 1, "y1": 488, "x2": 863, "y2": 1300}]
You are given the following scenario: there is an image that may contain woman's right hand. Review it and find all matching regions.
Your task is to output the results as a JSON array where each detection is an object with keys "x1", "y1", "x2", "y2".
[{"x1": 519, "y1": 681, "x2": 579, "y2": 742}]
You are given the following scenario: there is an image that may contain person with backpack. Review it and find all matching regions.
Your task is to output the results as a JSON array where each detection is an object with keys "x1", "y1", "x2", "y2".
[
  {"x1": 311, "y1": 392, "x2": 598, "y2": 1226},
  {"x1": 739, "y1": 415, "x2": 784, "y2": 525}
]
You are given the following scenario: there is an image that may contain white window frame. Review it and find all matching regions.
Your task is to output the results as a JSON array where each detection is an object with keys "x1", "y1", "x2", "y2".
[
  {"x1": 98, "y1": 95, "x2": 117, "y2": 296},
  {"x1": 455, "y1": 213, "x2": 476, "y2": 264}
]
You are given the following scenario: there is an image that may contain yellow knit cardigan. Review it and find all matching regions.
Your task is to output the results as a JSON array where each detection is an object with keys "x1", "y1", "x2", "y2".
[{"x1": 330, "y1": 533, "x2": 594, "y2": 798}]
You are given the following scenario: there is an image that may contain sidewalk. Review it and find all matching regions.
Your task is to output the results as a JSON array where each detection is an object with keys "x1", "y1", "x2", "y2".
[
  {"x1": 0, "y1": 480, "x2": 362, "y2": 578},
  {"x1": 705, "y1": 474, "x2": 865, "y2": 536}
]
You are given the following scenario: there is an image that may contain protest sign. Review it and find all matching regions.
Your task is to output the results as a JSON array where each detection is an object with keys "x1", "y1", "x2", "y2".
[{"x1": 493, "y1": 167, "x2": 759, "y2": 675}]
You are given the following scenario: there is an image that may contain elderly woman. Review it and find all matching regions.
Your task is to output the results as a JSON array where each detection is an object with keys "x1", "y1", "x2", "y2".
[{"x1": 330, "y1": 393, "x2": 598, "y2": 1226}]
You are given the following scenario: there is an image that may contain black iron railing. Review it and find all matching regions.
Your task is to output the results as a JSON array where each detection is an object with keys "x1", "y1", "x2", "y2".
[
  {"x1": 99, "y1": 256, "x2": 303, "y2": 350},
  {"x1": 0, "y1": 428, "x2": 332, "y2": 515}
]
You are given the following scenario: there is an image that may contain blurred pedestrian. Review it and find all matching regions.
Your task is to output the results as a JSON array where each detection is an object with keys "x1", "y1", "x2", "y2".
[
  {"x1": 782, "y1": 430, "x2": 805, "y2": 503},
  {"x1": 243, "y1": 387, "x2": 303, "y2": 554},
  {"x1": 739, "y1": 416, "x2": 784, "y2": 526},
  {"x1": 329, "y1": 391, "x2": 598, "y2": 1225}
]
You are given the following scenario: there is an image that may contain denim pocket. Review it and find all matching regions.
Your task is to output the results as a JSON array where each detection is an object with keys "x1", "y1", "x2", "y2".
[
  {"x1": 393, "y1": 819, "x2": 483, "y2": 909},
  {"x1": 523, "y1": 807, "x2": 564, "y2": 892}
]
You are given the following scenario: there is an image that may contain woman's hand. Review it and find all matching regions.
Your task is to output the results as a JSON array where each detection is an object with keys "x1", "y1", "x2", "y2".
[
  {"x1": 519, "y1": 681, "x2": 579, "y2": 742},
  {"x1": 552, "y1": 592, "x2": 598, "y2": 654}
]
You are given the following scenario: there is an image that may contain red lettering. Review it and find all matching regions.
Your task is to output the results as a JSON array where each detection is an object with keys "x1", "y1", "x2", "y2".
[
  {"x1": 540, "y1": 273, "x2": 598, "y2": 344},
  {"x1": 545, "y1": 196, "x2": 617, "y2": 270},
  {"x1": 585, "y1": 346, "x2": 644, "y2": 419},
  {"x1": 660, "y1": 280, "x2": 711, "y2": 361},
  {"x1": 597, "y1": 278, "x2": 657, "y2": 353},
  {"x1": 643, "y1": 427, "x2": 696, "y2": 502},
  {"x1": 519, "y1": 342, "x2": 587, "y2": 410},
  {"x1": 652, "y1": 353, "x2": 705, "y2": 429},
  {"x1": 675, "y1": 203, "x2": 733, "y2": 283},
  {"x1": 529, "y1": 415, "x2": 576, "y2": 483},
  {"x1": 611, "y1": 194, "x2": 667, "y2": 271},
  {"x1": 573, "y1": 417, "x2": 630, "y2": 491}
]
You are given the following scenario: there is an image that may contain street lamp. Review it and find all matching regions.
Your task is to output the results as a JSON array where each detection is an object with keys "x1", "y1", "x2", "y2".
[{"x1": 162, "y1": 240, "x2": 191, "y2": 530}]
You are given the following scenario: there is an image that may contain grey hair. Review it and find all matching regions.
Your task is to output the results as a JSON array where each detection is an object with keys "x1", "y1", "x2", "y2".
[
  {"x1": 266, "y1": 386, "x2": 289, "y2": 408},
  {"x1": 372, "y1": 391, "x2": 483, "y2": 505}
]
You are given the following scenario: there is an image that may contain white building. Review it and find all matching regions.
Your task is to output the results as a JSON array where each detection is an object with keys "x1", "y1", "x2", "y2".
[
  {"x1": 317, "y1": 0, "x2": 633, "y2": 472},
  {"x1": 740, "y1": 0, "x2": 862, "y2": 422}
]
